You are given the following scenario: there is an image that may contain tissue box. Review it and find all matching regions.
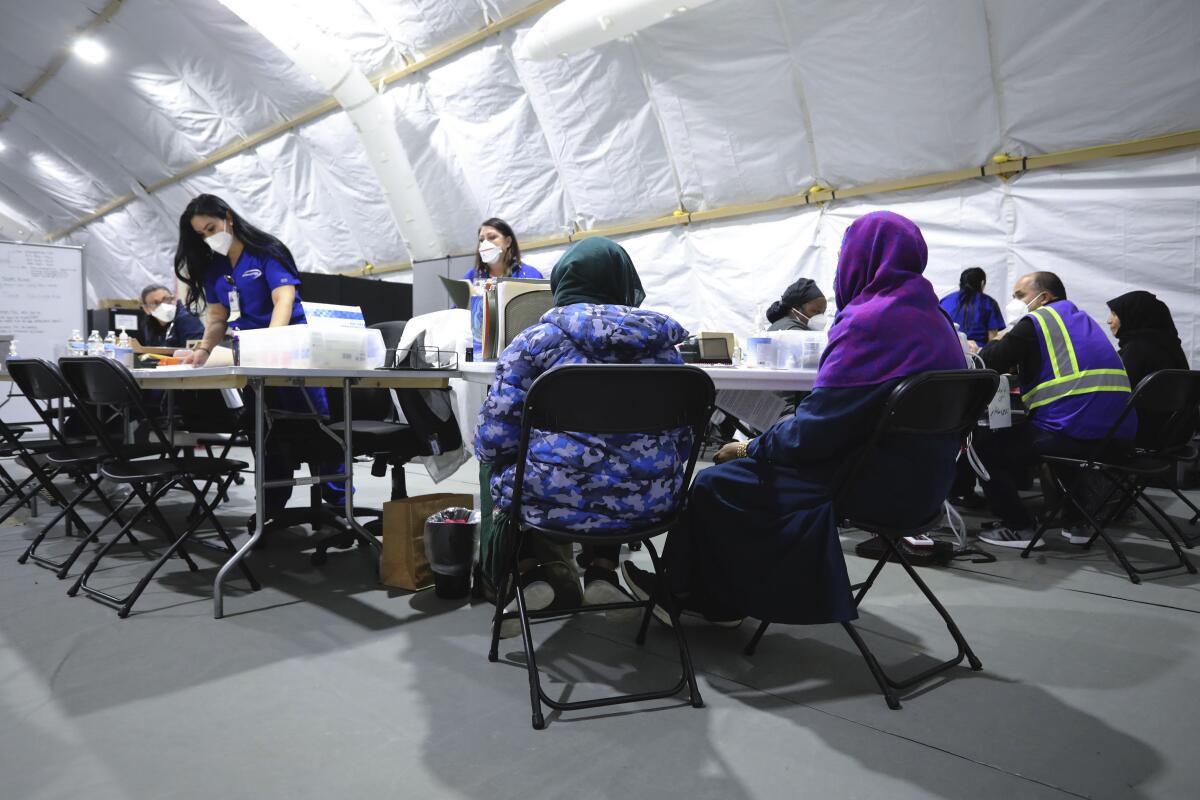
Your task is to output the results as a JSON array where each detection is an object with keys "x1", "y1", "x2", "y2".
[
  {"x1": 301, "y1": 302, "x2": 366, "y2": 329},
  {"x1": 239, "y1": 324, "x2": 383, "y2": 369}
]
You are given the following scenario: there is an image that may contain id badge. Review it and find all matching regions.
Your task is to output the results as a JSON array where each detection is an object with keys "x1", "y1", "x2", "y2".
[{"x1": 227, "y1": 284, "x2": 241, "y2": 322}]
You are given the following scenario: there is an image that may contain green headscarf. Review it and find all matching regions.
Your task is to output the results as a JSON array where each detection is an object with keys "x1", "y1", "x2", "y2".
[{"x1": 550, "y1": 237, "x2": 646, "y2": 308}]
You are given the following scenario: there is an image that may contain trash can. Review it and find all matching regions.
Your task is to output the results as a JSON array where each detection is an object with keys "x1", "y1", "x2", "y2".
[{"x1": 423, "y1": 507, "x2": 479, "y2": 599}]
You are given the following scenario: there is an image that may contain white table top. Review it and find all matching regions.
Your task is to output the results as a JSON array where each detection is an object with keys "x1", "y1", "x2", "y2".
[
  {"x1": 455, "y1": 360, "x2": 817, "y2": 392},
  {"x1": 131, "y1": 365, "x2": 454, "y2": 389}
]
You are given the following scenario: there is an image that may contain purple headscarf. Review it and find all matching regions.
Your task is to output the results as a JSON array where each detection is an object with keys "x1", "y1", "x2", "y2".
[{"x1": 814, "y1": 211, "x2": 963, "y2": 389}]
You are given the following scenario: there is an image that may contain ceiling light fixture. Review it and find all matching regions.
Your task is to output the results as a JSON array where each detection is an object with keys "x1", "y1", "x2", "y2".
[{"x1": 72, "y1": 37, "x2": 109, "y2": 65}]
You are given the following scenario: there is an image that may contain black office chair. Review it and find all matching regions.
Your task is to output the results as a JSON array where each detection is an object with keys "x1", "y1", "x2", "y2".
[
  {"x1": 59, "y1": 357, "x2": 258, "y2": 617},
  {"x1": 743, "y1": 369, "x2": 1001, "y2": 710},
  {"x1": 488, "y1": 364, "x2": 715, "y2": 730},
  {"x1": 1020, "y1": 369, "x2": 1200, "y2": 582}
]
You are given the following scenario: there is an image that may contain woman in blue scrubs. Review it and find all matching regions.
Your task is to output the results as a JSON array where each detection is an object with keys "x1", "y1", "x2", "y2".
[
  {"x1": 173, "y1": 193, "x2": 345, "y2": 518},
  {"x1": 463, "y1": 218, "x2": 542, "y2": 357}
]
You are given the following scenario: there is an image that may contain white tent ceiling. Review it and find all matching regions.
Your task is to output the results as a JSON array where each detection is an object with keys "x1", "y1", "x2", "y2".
[{"x1": 0, "y1": 0, "x2": 1198, "y2": 358}]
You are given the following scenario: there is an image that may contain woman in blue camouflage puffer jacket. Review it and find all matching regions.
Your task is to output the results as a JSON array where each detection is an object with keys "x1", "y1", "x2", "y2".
[{"x1": 475, "y1": 237, "x2": 691, "y2": 624}]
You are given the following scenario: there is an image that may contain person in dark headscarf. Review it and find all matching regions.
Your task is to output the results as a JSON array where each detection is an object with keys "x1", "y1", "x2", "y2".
[
  {"x1": 622, "y1": 211, "x2": 966, "y2": 626},
  {"x1": 475, "y1": 237, "x2": 688, "y2": 635},
  {"x1": 766, "y1": 277, "x2": 828, "y2": 331},
  {"x1": 939, "y1": 267, "x2": 1006, "y2": 349},
  {"x1": 1107, "y1": 290, "x2": 1193, "y2": 446}
]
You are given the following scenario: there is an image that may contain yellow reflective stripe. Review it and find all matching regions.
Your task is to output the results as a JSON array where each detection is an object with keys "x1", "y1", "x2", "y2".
[
  {"x1": 1025, "y1": 369, "x2": 1131, "y2": 410},
  {"x1": 1024, "y1": 368, "x2": 1130, "y2": 402},
  {"x1": 1043, "y1": 306, "x2": 1080, "y2": 375},
  {"x1": 1026, "y1": 385, "x2": 1131, "y2": 412},
  {"x1": 1030, "y1": 310, "x2": 1061, "y2": 378},
  {"x1": 1027, "y1": 309, "x2": 1065, "y2": 379}
]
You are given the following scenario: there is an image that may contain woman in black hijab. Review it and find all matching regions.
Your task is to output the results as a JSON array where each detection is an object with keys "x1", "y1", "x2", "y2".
[{"x1": 1107, "y1": 290, "x2": 1192, "y2": 445}]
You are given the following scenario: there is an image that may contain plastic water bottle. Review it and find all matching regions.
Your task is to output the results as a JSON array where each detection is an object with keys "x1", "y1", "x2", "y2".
[
  {"x1": 86, "y1": 330, "x2": 103, "y2": 356},
  {"x1": 104, "y1": 330, "x2": 117, "y2": 359},
  {"x1": 115, "y1": 330, "x2": 133, "y2": 368},
  {"x1": 6, "y1": 339, "x2": 17, "y2": 360},
  {"x1": 68, "y1": 329, "x2": 86, "y2": 355}
]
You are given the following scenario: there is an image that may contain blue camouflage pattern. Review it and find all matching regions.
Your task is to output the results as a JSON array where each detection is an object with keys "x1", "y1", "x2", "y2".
[{"x1": 475, "y1": 303, "x2": 692, "y2": 532}]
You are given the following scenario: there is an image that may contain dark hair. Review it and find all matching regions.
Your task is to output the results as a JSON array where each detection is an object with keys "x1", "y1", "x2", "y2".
[
  {"x1": 955, "y1": 267, "x2": 986, "y2": 316},
  {"x1": 1029, "y1": 271, "x2": 1067, "y2": 301},
  {"x1": 139, "y1": 283, "x2": 170, "y2": 305},
  {"x1": 765, "y1": 301, "x2": 788, "y2": 323},
  {"x1": 173, "y1": 194, "x2": 300, "y2": 311},
  {"x1": 471, "y1": 218, "x2": 523, "y2": 280}
]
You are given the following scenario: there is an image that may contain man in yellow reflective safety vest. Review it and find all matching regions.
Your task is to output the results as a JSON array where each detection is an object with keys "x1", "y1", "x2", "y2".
[{"x1": 973, "y1": 271, "x2": 1135, "y2": 550}]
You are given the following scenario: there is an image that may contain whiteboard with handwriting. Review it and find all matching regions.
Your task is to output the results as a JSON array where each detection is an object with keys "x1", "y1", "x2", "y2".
[{"x1": 0, "y1": 241, "x2": 85, "y2": 425}]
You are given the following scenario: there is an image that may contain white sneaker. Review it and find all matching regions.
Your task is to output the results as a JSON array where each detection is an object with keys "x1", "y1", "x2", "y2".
[
  {"x1": 1061, "y1": 528, "x2": 1091, "y2": 545},
  {"x1": 978, "y1": 527, "x2": 1045, "y2": 550}
]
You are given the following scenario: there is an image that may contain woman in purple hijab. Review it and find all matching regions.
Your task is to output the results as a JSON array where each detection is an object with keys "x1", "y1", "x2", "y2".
[{"x1": 622, "y1": 211, "x2": 965, "y2": 625}]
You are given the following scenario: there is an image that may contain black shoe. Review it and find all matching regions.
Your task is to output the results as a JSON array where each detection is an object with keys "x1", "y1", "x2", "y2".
[
  {"x1": 949, "y1": 493, "x2": 987, "y2": 510},
  {"x1": 620, "y1": 562, "x2": 672, "y2": 626},
  {"x1": 622, "y1": 562, "x2": 745, "y2": 628}
]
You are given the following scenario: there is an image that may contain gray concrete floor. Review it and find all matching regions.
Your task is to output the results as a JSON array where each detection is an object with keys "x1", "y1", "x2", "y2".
[{"x1": 1, "y1": 454, "x2": 1198, "y2": 800}]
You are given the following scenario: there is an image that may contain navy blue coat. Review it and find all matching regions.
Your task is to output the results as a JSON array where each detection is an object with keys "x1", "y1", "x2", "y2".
[{"x1": 667, "y1": 380, "x2": 959, "y2": 625}]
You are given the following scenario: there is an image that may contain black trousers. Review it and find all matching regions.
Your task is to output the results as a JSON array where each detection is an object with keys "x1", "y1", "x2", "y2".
[{"x1": 974, "y1": 423, "x2": 1105, "y2": 530}]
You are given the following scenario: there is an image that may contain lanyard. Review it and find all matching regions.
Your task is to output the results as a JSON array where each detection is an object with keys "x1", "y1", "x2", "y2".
[{"x1": 224, "y1": 273, "x2": 241, "y2": 322}]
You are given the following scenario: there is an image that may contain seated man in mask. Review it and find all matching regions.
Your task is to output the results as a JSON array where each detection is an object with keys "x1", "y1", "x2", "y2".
[
  {"x1": 139, "y1": 283, "x2": 206, "y2": 348},
  {"x1": 974, "y1": 271, "x2": 1135, "y2": 549}
]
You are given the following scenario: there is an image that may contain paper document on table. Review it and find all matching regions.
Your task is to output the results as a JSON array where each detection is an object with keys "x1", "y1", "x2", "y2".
[{"x1": 715, "y1": 389, "x2": 787, "y2": 432}]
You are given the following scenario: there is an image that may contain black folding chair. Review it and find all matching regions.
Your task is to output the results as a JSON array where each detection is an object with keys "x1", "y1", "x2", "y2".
[
  {"x1": 59, "y1": 357, "x2": 259, "y2": 617},
  {"x1": 743, "y1": 369, "x2": 1001, "y2": 710},
  {"x1": 1020, "y1": 369, "x2": 1200, "y2": 582},
  {"x1": 487, "y1": 364, "x2": 715, "y2": 729},
  {"x1": 0, "y1": 419, "x2": 43, "y2": 525},
  {"x1": 6, "y1": 359, "x2": 158, "y2": 573}
]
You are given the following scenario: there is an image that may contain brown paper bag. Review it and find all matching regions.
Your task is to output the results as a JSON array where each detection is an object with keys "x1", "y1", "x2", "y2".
[{"x1": 381, "y1": 493, "x2": 473, "y2": 591}]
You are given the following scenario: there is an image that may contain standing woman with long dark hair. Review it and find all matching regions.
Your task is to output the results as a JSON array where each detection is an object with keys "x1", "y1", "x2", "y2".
[
  {"x1": 939, "y1": 267, "x2": 1005, "y2": 349},
  {"x1": 173, "y1": 193, "x2": 345, "y2": 518}
]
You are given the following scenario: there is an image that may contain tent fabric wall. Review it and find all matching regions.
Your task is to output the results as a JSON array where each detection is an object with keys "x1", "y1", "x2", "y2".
[{"x1": 0, "y1": 0, "x2": 1196, "y2": 360}]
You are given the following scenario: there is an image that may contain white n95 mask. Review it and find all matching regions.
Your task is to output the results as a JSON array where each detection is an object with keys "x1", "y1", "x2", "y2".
[
  {"x1": 804, "y1": 313, "x2": 829, "y2": 331},
  {"x1": 151, "y1": 302, "x2": 177, "y2": 323},
  {"x1": 1005, "y1": 295, "x2": 1040, "y2": 326},
  {"x1": 205, "y1": 222, "x2": 233, "y2": 256},
  {"x1": 478, "y1": 241, "x2": 502, "y2": 265}
]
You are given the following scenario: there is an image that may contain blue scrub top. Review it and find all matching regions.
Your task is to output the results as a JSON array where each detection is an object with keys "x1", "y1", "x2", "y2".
[
  {"x1": 203, "y1": 250, "x2": 306, "y2": 331},
  {"x1": 939, "y1": 290, "x2": 1005, "y2": 348},
  {"x1": 461, "y1": 261, "x2": 543, "y2": 282}
]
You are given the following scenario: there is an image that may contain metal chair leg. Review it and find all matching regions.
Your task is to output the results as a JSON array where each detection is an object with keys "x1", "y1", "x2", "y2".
[
  {"x1": 842, "y1": 621, "x2": 901, "y2": 710},
  {"x1": 743, "y1": 620, "x2": 770, "y2": 656}
]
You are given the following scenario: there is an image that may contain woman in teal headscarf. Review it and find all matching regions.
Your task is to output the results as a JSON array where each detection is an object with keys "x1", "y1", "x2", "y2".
[{"x1": 475, "y1": 237, "x2": 687, "y2": 635}]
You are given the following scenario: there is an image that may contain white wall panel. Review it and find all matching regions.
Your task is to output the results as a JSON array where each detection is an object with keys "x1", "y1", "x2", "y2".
[
  {"x1": 987, "y1": 0, "x2": 1200, "y2": 153},
  {"x1": 634, "y1": 0, "x2": 814, "y2": 211},
  {"x1": 785, "y1": 0, "x2": 1000, "y2": 186},
  {"x1": 510, "y1": 26, "x2": 679, "y2": 228},
  {"x1": 420, "y1": 41, "x2": 572, "y2": 238}
]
